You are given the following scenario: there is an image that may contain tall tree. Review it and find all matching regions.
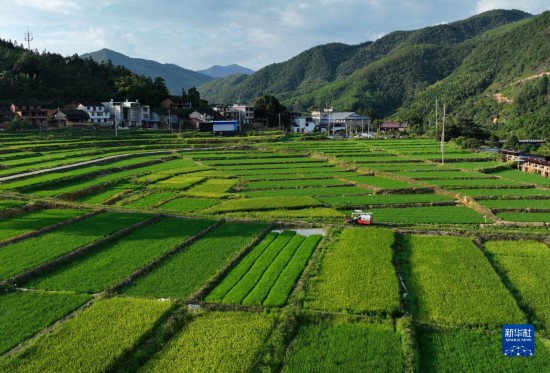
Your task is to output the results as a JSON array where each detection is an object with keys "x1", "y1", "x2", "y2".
[{"x1": 253, "y1": 94, "x2": 289, "y2": 127}]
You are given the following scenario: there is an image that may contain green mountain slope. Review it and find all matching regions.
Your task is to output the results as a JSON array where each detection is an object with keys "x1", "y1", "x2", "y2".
[
  {"x1": 199, "y1": 9, "x2": 534, "y2": 114},
  {"x1": 81, "y1": 48, "x2": 212, "y2": 94},
  {"x1": 397, "y1": 12, "x2": 550, "y2": 138},
  {"x1": 0, "y1": 42, "x2": 169, "y2": 108}
]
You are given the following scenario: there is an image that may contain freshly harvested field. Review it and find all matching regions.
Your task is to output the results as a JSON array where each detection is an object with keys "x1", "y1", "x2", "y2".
[
  {"x1": 140, "y1": 311, "x2": 274, "y2": 372},
  {"x1": 317, "y1": 194, "x2": 453, "y2": 208},
  {"x1": 206, "y1": 196, "x2": 323, "y2": 213},
  {"x1": 0, "y1": 291, "x2": 90, "y2": 354},
  {"x1": 370, "y1": 206, "x2": 487, "y2": 224},
  {"x1": 0, "y1": 297, "x2": 173, "y2": 372},
  {"x1": 484, "y1": 240, "x2": 550, "y2": 333},
  {"x1": 156, "y1": 197, "x2": 220, "y2": 212},
  {"x1": 0, "y1": 212, "x2": 150, "y2": 281},
  {"x1": 24, "y1": 218, "x2": 214, "y2": 293},
  {"x1": 304, "y1": 228, "x2": 401, "y2": 315},
  {"x1": 399, "y1": 235, "x2": 526, "y2": 327},
  {"x1": 419, "y1": 330, "x2": 550, "y2": 372},
  {"x1": 282, "y1": 321, "x2": 403, "y2": 373},
  {"x1": 0, "y1": 208, "x2": 86, "y2": 242},
  {"x1": 121, "y1": 221, "x2": 266, "y2": 299}
]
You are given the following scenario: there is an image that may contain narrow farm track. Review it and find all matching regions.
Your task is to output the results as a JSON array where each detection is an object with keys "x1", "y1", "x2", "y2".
[{"x1": 0, "y1": 150, "x2": 176, "y2": 183}]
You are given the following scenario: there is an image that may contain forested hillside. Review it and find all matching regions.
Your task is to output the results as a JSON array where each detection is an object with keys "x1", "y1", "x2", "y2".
[
  {"x1": 198, "y1": 9, "x2": 549, "y2": 137},
  {"x1": 0, "y1": 40, "x2": 169, "y2": 107},
  {"x1": 397, "y1": 12, "x2": 550, "y2": 138}
]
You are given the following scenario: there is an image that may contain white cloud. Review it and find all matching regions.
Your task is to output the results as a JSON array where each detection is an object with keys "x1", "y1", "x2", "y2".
[
  {"x1": 2, "y1": 1, "x2": 548, "y2": 72},
  {"x1": 475, "y1": 0, "x2": 550, "y2": 14},
  {"x1": 12, "y1": 0, "x2": 81, "y2": 14}
]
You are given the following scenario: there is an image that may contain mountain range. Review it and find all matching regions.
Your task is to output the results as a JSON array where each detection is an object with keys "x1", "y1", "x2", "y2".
[
  {"x1": 81, "y1": 49, "x2": 254, "y2": 94},
  {"x1": 196, "y1": 64, "x2": 254, "y2": 78},
  {"x1": 196, "y1": 9, "x2": 549, "y2": 138}
]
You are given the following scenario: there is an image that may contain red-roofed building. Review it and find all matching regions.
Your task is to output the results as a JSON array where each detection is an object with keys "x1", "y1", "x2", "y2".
[
  {"x1": 379, "y1": 121, "x2": 408, "y2": 132},
  {"x1": 520, "y1": 158, "x2": 550, "y2": 178}
]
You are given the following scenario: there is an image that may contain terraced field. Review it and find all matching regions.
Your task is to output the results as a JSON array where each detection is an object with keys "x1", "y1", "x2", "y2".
[{"x1": 0, "y1": 133, "x2": 548, "y2": 371}]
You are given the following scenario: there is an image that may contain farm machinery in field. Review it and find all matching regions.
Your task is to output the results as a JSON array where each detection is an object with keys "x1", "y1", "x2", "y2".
[{"x1": 345, "y1": 210, "x2": 373, "y2": 225}]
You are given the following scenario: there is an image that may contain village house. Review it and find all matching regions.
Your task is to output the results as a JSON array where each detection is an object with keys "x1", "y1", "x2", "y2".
[
  {"x1": 10, "y1": 103, "x2": 48, "y2": 126},
  {"x1": 213, "y1": 104, "x2": 254, "y2": 125},
  {"x1": 189, "y1": 108, "x2": 224, "y2": 129},
  {"x1": 520, "y1": 158, "x2": 550, "y2": 178},
  {"x1": 102, "y1": 99, "x2": 152, "y2": 128},
  {"x1": 76, "y1": 103, "x2": 111, "y2": 126},
  {"x1": 379, "y1": 121, "x2": 409, "y2": 132},
  {"x1": 160, "y1": 96, "x2": 192, "y2": 111},
  {"x1": 291, "y1": 117, "x2": 316, "y2": 133},
  {"x1": 50, "y1": 109, "x2": 90, "y2": 127}
]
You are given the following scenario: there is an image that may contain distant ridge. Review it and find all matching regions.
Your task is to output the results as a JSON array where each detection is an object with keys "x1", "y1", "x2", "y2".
[
  {"x1": 81, "y1": 48, "x2": 213, "y2": 94},
  {"x1": 197, "y1": 9, "x2": 534, "y2": 114},
  {"x1": 197, "y1": 64, "x2": 255, "y2": 78}
]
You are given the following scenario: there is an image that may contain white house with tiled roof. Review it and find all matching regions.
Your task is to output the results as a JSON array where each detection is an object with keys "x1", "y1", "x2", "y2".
[{"x1": 77, "y1": 103, "x2": 111, "y2": 126}]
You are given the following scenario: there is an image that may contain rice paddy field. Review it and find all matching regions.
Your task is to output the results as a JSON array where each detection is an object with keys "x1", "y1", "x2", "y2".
[{"x1": 0, "y1": 131, "x2": 548, "y2": 371}]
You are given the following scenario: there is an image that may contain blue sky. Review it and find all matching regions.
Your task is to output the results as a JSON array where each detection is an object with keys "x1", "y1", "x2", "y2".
[{"x1": 1, "y1": 1, "x2": 548, "y2": 71}]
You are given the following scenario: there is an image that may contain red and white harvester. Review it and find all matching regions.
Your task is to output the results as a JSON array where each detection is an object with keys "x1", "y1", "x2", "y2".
[{"x1": 345, "y1": 210, "x2": 373, "y2": 225}]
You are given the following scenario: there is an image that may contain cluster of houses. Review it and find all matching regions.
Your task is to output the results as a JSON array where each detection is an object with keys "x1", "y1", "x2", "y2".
[
  {"x1": 0, "y1": 98, "x2": 255, "y2": 135},
  {"x1": 0, "y1": 101, "x2": 407, "y2": 136},
  {"x1": 290, "y1": 107, "x2": 408, "y2": 135},
  {"x1": 502, "y1": 150, "x2": 550, "y2": 179}
]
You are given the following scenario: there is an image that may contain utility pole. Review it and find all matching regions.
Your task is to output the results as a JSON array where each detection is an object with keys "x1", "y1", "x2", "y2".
[
  {"x1": 278, "y1": 113, "x2": 281, "y2": 131},
  {"x1": 435, "y1": 98, "x2": 437, "y2": 133},
  {"x1": 24, "y1": 27, "x2": 33, "y2": 50},
  {"x1": 441, "y1": 103, "x2": 446, "y2": 165},
  {"x1": 367, "y1": 119, "x2": 371, "y2": 138},
  {"x1": 168, "y1": 109, "x2": 172, "y2": 133}
]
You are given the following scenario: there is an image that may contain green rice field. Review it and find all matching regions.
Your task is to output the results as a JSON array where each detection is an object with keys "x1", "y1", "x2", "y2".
[{"x1": 0, "y1": 133, "x2": 547, "y2": 371}]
